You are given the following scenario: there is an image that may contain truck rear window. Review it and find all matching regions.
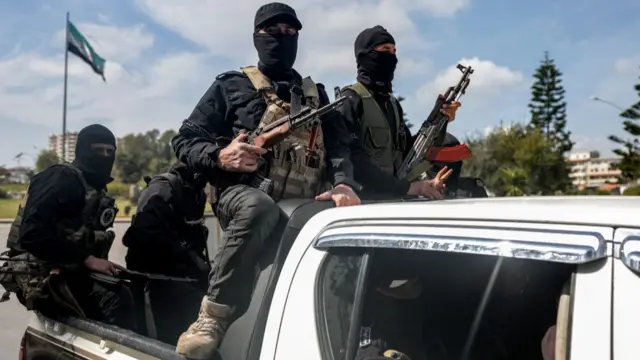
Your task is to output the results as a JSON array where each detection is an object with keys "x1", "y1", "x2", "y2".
[{"x1": 316, "y1": 248, "x2": 575, "y2": 360}]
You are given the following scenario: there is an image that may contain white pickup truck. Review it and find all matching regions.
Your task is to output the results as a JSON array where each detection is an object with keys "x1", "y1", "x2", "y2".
[{"x1": 17, "y1": 196, "x2": 640, "y2": 360}]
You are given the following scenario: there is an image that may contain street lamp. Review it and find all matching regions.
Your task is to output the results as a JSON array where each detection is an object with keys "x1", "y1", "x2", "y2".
[{"x1": 590, "y1": 96, "x2": 625, "y2": 111}]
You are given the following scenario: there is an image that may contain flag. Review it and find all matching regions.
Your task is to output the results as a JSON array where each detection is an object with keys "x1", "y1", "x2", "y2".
[{"x1": 67, "y1": 21, "x2": 106, "y2": 81}]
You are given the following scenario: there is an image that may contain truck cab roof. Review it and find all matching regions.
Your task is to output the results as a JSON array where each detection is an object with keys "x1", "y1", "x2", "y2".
[{"x1": 312, "y1": 196, "x2": 640, "y2": 230}]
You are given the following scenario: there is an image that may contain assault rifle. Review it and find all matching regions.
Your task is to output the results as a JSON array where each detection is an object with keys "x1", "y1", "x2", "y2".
[
  {"x1": 397, "y1": 64, "x2": 474, "y2": 181},
  {"x1": 183, "y1": 95, "x2": 347, "y2": 195},
  {"x1": 0, "y1": 257, "x2": 197, "y2": 283}
]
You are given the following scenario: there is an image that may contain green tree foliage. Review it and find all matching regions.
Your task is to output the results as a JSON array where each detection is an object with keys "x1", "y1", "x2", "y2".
[
  {"x1": 35, "y1": 149, "x2": 61, "y2": 172},
  {"x1": 609, "y1": 72, "x2": 640, "y2": 182},
  {"x1": 114, "y1": 129, "x2": 177, "y2": 183},
  {"x1": 529, "y1": 51, "x2": 573, "y2": 153},
  {"x1": 462, "y1": 124, "x2": 569, "y2": 196}
]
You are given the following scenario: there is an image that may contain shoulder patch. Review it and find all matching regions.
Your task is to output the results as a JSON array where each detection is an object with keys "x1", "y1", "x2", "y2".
[
  {"x1": 216, "y1": 70, "x2": 245, "y2": 81},
  {"x1": 476, "y1": 178, "x2": 484, "y2": 187}
]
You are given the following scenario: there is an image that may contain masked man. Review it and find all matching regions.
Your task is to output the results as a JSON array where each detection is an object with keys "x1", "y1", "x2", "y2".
[
  {"x1": 1, "y1": 124, "x2": 135, "y2": 329},
  {"x1": 123, "y1": 162, "x2": 210, "y2": 345},
  {"x1": 424, "y1": 133, "x2": 488, "y2": 198},
  {"x1": 337, "y1": 25, "x2": 463, "y2": 200},
  {"x1": 171, "y1": 3, "x2": 361, "y2": 358}
]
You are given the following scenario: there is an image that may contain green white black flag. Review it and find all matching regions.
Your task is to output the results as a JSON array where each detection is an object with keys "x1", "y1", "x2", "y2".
[{"x1": 67, "y1": 21, "x2": 106, "y2": 81}]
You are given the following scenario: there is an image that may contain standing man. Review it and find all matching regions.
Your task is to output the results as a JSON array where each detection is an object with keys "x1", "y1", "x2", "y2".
[
  {"x1": 1, "y1": 124, "x2": 135, "y2": 329},
  {"x1": 122, "y1": 162, "x2": 210, "y2": 345},
  {"x1": 337, "y1": 25, "x2": 463, "y2": 200},
  {"x1": 171, "y1": 3, "x2": 361, "y2": 358}
]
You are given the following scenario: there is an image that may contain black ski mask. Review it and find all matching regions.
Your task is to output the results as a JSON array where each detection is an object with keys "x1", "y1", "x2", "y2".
[
  {"x1": 253, "y1": 32, "x2": 298, "y2": 72},
  {"x1": 253, "y1": 3, "x2": 302, "y2": 74},
  {"x1": 355, "y1": 25, "x2": 398, "y2": 92},
  {"x1": 73, "y1": 124, "x2": 116, "y2": 188}
]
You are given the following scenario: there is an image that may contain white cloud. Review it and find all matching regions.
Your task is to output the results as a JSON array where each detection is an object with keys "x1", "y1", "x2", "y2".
[
  {"x1": 135, "y1": 0, "x2": 461, "y2": 78},
  {"x1": 614, "y1": 55, "x2": 640, "y2": 75},
  {"x1": 573, "y1": 134, "x2": 616, "y2": 157},
  {"x1": 0, "y1": 23, "x2": 213, "y2": 138},
  {"x1": 416, "y1": 57, "x2": 525, "y2": 104},
  {"x1": 0, "y1": 0, "x2": 473, "y2": 166}
]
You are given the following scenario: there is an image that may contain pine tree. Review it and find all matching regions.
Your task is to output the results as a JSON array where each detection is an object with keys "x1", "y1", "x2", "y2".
[
  {"x1": 609, "y1": 74, "x2": 640, "y2": 182},
  {"x1": 528, "y1": 51, "x2": 573, "y2": 153}
]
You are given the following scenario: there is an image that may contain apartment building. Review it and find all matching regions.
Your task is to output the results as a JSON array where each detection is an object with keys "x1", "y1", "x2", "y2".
[
  {"x1": 48, "y1": 132, "x2": 78, "y2": 162},
  {"x1": 567, "y1": 151, "x2": 621, "y2": 190}
]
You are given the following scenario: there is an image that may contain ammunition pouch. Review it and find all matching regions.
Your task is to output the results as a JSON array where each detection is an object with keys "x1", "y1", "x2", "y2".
[{"x1": 0, "y1": 253, "x2": 51, "y2": 309}]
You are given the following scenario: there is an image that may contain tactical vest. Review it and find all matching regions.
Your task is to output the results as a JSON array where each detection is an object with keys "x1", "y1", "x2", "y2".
[
  {"x1": 240, "y1": 65, "x2": 325, "y2": 200},
  {"x1": 343, "y1": 82, "x2": 405, "y2": 176},
  {"x1": 6, "y1": 164, "x2": 117, "y2": 257}
]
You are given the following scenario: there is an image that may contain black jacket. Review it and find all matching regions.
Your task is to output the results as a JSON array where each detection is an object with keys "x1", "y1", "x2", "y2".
[
  {"x1": 123, "y1": 166, "x2": 208, "y2": 277},
  {"x1": 19, "y1": 164, "x2": 100, "y2": 267},
  {"x1": 171, "y1": 66, "x2": 361, "y2": 192}
]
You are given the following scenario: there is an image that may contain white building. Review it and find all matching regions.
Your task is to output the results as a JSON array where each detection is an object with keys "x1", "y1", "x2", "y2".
[
  {"x1": 48, "y1": 132, "x2": 78, "y2": 162},
  {"x1": 567, "y1": 151, "x2": 621, "y2": 190}
]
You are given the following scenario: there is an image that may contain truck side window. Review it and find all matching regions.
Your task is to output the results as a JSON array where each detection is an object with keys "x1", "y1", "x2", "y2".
[{"x1": 316, "y1": 249, "x2": 365, "y2": 360}]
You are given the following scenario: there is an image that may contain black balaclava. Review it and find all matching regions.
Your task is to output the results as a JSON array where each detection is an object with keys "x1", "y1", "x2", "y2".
[
  {"x1": 355, "y1": 25, "x2": 397, "y2": 93},
  {"x1": 73, "y1": 124, "x2": 116, "y2": 189},
  {"x1": 253, "y1": 3, "x2": 301, "y2": 80},
  {"x1": 427, "y1": 132, "x2": 463, "y2": 193}
]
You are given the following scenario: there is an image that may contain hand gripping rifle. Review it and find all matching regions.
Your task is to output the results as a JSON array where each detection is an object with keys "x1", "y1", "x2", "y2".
[
  {"x1": 396, "y1": 64, "x2": 474, "y2": 181},
  {"x1": 184, "y1": 95, "x2": 347, "y2": 196}
]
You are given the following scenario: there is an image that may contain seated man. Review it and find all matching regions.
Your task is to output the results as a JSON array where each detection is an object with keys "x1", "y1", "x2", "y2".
[
  {"x1": 337, "y1": 25, "x2": 463, "y2": 200},
  {"x1": 123, "y1": 162, "x2": 210, "y2": 345},
  {"x1": 424, "y1": 133, "x2": 488, "y2": 198},
  {"x1": 171, "y1": 3, "x2": 361, "y2": 358},
  {"x1": 1, "y1": 124, "x2": 135, "y2": 330},
  {"x1": 356, "y1": 263, "x2": 427, "y2": 360}
]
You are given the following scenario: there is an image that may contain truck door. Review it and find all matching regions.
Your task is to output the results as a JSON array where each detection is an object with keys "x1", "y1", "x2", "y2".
[
  {"x1": 270, "y1": 219, "x2": 613, "y2": 360},
  {"x1": 612, "y1": 227, "x2": 640, "y2": 360}
]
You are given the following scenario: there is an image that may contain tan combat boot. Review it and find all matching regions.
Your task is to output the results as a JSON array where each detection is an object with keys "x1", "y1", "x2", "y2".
[{"x1": 175, "y1": 296, "x2": 232, "y2": 359}]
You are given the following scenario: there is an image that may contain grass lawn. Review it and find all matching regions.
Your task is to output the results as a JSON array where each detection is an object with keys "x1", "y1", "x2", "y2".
[
  {"x1": 0, "y1": 198, "x2": 136, "y2": 219},
  {"x1": 0, "y1": 198, "x2": 20, "y2": 219}
]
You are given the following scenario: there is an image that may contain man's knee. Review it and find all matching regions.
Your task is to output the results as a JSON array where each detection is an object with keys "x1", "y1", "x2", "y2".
[{"x1": 224, "y1": 186, "x2": 281, "y2": 229}]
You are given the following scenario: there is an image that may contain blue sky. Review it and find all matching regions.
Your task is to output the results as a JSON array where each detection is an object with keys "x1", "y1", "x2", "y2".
[{"x1": 0, "y1": 0, "x2": 639, "y2": 168}]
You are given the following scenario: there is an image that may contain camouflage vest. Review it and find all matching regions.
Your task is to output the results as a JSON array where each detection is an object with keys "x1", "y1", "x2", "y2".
[
  {"x1": 1, "y1": 164, "x2": 117, "y2": 310},
  {"x1": 240, "y1": 66, "x2": 325, "y2": 200},
  {"x1": 343, "y1": 82, "x2": 405, "y2": 176}
]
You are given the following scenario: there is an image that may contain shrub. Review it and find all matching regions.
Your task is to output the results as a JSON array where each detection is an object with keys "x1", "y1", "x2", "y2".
[
  {"x1": 623, "y1": 185, "x2": 640, "y2": 196},
  {"x1": 107, "y1": 181, "x2": 129, "y2": 198}
]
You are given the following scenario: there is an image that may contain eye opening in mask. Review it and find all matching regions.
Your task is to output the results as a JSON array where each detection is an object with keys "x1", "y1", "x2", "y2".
[
  {"x1": 90, "y1": 143, "x2": 115, "y2": 157},
  {"x1": 374, "y1": 43, "x2": 397, "y2": 54},
  {"x1": 258, "y1": 23, "x2": 298, "y2": 36}
]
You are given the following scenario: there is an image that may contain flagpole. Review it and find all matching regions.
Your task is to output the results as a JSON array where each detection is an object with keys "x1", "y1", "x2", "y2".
[{"x1": 62, "y1": 11, "x2": 69, "y2": 163}]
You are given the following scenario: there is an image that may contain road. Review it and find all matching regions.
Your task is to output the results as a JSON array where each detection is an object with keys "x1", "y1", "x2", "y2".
[{"x1": 0, "y1": 219, "x2": 223, "y2": 356}]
